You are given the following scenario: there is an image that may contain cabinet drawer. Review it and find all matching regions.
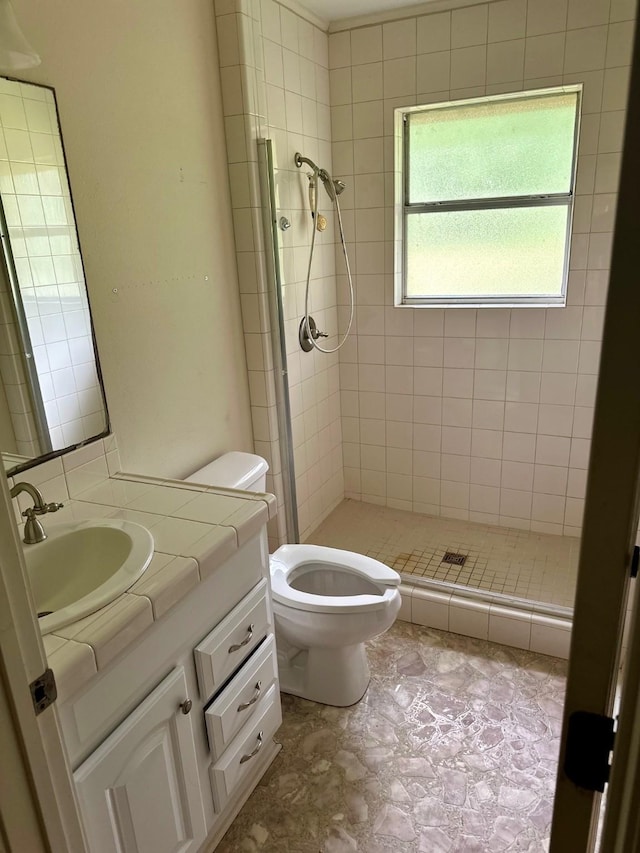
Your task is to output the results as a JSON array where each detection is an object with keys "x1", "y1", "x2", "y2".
[
  {"x1": 194, "y1": 580, "x2": 270, "y2": 702},
  {"x1": 205, "y1": 634, "x2": 278, "y2": 760},
  {"x1": 209, "y1": 684, "x2": 281, "y2": 811}
]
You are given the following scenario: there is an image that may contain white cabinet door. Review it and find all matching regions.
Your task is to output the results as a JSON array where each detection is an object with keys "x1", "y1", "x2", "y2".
[{"x1": 74, "y1": 667, "x2": 207, "y2": 853}]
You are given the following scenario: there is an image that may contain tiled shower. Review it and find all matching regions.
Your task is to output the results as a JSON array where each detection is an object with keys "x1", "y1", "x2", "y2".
[{"x1": 214, "y1": 0, "x2": 635, "y2": 646}]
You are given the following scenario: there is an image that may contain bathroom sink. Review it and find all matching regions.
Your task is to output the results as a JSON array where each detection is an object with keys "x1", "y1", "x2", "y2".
[{"x1": 24, "y1": 519, "x2": 154, "y2": 635}]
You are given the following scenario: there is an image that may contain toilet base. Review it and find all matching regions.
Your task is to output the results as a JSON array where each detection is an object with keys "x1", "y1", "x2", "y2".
[{"x1": 277, "y1": 641, "x2": 371, "y2": 707}]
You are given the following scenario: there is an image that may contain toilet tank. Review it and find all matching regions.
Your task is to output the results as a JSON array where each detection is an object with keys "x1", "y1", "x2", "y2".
[{"x1": 185, "y1": 451, "x2": 269, "y2": 492}]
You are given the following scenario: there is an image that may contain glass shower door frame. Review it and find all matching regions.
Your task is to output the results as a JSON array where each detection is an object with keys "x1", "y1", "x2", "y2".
[{"x1": 257, "y1": 138, "x2": 299, "y2": 544}]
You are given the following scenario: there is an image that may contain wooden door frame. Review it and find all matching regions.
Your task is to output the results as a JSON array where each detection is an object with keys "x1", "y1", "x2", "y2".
[
  {"x1": 0, "y1": 473, "x2": 87, "y2": 852},
  {"x1": 549, "y1": 16, "x2": 640, "y2": 852},
  {"x1": 600, "y1": 573, "x2": 640, "y2": 851}
]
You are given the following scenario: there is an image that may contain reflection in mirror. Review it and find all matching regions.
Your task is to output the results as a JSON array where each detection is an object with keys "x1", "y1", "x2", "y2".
[{"x1": 0, "y1": 75, "x2": 108, "y2": 477}]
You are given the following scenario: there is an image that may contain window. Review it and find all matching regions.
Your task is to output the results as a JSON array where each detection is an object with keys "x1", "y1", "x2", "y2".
[{"x1": 394, "y1": 86, "x2": 582, "y2": 308}]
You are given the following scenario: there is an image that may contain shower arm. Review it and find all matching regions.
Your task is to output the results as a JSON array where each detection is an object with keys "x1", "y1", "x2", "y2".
[
  {"x1": 295, "y1": 152, "x2": 345, "y2": 202},
  {"x1": 294, "y1": 152, "x2": 320, "y2": 172}
]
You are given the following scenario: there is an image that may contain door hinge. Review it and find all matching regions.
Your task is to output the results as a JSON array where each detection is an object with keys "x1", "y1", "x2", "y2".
[
  {"x1": 30, "y1": 668, "x2": 57, "y2": 715},
  {"x1": 631, "y1": 545, "x2": 639, "y2": 578},
  {"x1": 564, "y1": 710, "x2": 615, "y2": 792}
]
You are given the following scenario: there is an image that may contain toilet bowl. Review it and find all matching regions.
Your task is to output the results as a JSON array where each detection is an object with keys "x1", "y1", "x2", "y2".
[
  {"x1": 270, "y1": 543, "x2": 401, "y2": 705},
  {"x1": 185, "y1": 452, "x2": 402, "y2": 706}
]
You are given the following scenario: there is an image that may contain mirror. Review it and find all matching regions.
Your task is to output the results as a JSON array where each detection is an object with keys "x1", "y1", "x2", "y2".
[{"x1": 0, "y1": 75, "x2": 108, "y2": 477}]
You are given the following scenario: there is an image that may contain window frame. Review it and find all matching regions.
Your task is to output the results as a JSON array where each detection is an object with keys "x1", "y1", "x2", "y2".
[{"x1": 393, "y1": 85, "x2": 583, "y2": 309}]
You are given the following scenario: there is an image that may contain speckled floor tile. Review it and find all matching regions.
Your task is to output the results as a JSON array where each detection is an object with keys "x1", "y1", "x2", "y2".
[{"x1": 217, "y1": 621, "x2": 567, "y2": 852}]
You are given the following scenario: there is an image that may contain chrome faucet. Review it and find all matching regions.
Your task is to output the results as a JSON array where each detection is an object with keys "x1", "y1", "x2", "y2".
[{"x1": 10, "y1": 482, "x2": 64, "y2": 544}]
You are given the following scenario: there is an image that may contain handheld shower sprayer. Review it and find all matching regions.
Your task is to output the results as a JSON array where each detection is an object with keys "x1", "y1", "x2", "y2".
[
  {"x1": 306, "y1": 172, "x2": 317, "y2": 218},
  {"x1": 294, "y1": 151, "x2": 354, "y2": 355}
]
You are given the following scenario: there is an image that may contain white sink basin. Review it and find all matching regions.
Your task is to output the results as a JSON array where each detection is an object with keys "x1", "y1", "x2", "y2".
[{"x1": 24, "y1": 519, "x2": 154, "y2": 635}]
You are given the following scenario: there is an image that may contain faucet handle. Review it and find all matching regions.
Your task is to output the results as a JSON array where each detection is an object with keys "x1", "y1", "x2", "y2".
[{"x1": 25, "y1": 501, "x2": 64, "y2": 517}]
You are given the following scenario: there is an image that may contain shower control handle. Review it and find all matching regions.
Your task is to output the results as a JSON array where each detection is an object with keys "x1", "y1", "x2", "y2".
[{"x1": 299, "y1": 315, "x2": 328, "y2": 351}]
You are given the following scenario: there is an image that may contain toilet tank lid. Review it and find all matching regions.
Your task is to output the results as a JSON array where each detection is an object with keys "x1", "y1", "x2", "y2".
[{"x1": 185, "y1": 451, "x2": 269, "y2": 490}]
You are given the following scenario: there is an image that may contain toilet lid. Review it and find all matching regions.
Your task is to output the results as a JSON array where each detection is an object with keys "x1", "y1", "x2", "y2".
[{"x1": 269, "y1": 544, "x2": 400, "y2": 614}]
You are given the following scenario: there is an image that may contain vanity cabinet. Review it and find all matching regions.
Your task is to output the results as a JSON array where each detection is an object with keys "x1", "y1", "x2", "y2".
[
  {"x1": 74, "y1": 666, "x2": 207, "y2": 853},
  {"x1": 58, "y1": 530, "x2": 281, "y2": 853}
]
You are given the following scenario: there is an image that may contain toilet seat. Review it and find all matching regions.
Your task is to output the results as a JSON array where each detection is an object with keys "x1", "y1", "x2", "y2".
[{"x1": 269, "y1": 544, "x2": 400, "y2": 615}]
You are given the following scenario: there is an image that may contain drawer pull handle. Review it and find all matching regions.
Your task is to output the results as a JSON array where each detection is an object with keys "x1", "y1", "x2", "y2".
[
  {"x1": 237, "y1": 681, "x2": 262, "y2": 713},
  {"x1": 240, "y1": 731, "x2": 264, "y2": 764},
  {"x1": 228, "y1": 623, "x2": 254, "y2": 654}
]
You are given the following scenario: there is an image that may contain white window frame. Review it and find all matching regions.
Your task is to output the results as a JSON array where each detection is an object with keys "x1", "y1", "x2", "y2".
[{"x1": 393, "y1": 85, "x2": 582, "y2": 309}]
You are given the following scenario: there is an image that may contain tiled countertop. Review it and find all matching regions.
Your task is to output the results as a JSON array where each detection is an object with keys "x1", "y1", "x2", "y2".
[{"x1": 41, "y1": 472, "x2": 276, "y2": 703}]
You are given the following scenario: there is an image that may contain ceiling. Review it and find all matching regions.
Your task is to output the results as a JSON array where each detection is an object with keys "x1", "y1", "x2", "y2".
[{"x1": 299, "y1": 0, "x2": 431, "y2": 23}]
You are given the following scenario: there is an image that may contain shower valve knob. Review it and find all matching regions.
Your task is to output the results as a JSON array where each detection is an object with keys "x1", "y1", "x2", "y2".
[{"x1": 299, "y1": 315, "x2": 328, "y2": 351}]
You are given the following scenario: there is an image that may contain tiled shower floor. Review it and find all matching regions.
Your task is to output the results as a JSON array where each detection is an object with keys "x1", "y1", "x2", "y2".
[{"x1": 307, "y1": 500, "x2": 580, "y2": 610}]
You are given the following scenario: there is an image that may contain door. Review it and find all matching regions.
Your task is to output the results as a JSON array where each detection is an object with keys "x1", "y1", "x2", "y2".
[
  {"x1": 74, "y1": 667, "x2": 207, "y2": 853},
  {"x1": 549, "y1": 19, "x2": 640, "y2": 852},
  {"x1": 0, "y1": 474, "x2": 87, "y2": 853}
]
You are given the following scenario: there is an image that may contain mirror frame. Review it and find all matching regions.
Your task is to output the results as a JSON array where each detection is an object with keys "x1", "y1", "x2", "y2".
[{"x1": 0, "y1": 74, "x2": 110, "y2": 479}]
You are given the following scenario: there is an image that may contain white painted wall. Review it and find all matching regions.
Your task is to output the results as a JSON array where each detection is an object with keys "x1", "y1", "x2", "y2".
[{"x1": 10, "y1": 0, "x2": 254, "y2": 478}]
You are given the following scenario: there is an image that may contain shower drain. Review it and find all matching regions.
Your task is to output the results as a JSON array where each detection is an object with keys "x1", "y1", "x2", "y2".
[{"x1": 442, "y1": 551, "x2": 468, "y2": 567}]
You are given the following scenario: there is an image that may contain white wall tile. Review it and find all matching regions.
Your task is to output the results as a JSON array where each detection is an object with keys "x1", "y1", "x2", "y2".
[
  {"x1": 487, "y1": 39, "x2": 526, "y2": 83},
  {"x1": 489, "y1": 606, "x2": 532, "y2": 650},
  {"x1": 383, "y1": 19, "x2": 417, "y2": 59},
  {"x1": 501, "y1": 459, "x2": 534, "y2": 490},
  {"x1": 451, "y1": 45, "x2": 487, "y2": 88},
  {"x1": 351, "y1": 26, "x2": 383, "y2": 65},
  {"x1": 527, "y1": 0, "x2": 569, "y2": 36},
  {"x1": 417, "y1": 52, "x2": 451, "y2": 93},
  {"x1": 606, "y1": 20, "x2": 635, "y2": 66},
  {"x1": 417, "y1": 12, "x2": 451, "y2": 55},
  {"x1": 530, "y1": 615, "x2": 572, "y2": 658},
  {"x1": 384, "y1": 57, "x2": 417, "y2": 98},
  {"x1": 449, "y1": 596, "x2": 490, "y2": 639},
  {"x1": 321, "y1": 0, "x2": 632, "y2": 532},
  {"x1": 505, "y1": 401, "x2": 538, "y2": 433},
  {"x1": 452, "y1": 5, "x2": 489, "y2": 48},
  {"x1": 489, "y1": 0, "x2": 527, "y2": 42},
  {"x1": 536, "y1": 434, "x2": 571, "y2": 466},
  {"x1": 564, "y1": 26, "x2": 608, "y2": 73},
  {"x1": 524, "y1": 33, "x2": 565, "y2": 77},
  {"x1": 412, "y1": 587, "x2": 450, "y2": 630}
]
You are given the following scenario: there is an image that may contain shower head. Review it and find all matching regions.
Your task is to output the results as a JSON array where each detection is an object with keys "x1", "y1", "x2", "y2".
[
  {"x1": 333, "y1": 179, "x2": 347, "y2": 196},
  {"x1": 318, "y1": 168, "x2": 346, "y2": 201}
]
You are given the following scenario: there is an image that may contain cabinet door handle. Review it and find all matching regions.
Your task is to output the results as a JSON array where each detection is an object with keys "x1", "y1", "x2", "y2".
[
  {"x1": 228, "y1": 623, "x2": 254, "y2": 654},
  {"x1": 180, "y1": 699, "x2": 193, "y2": 715},
  {"x1": 239, "y1": 731, "x2": 264, "y2": 764},
  {"x1": 237, "y1": 681, "x2": 262, "y2": 713}
]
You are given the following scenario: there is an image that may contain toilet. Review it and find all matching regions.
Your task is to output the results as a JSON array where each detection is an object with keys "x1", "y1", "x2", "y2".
[{"x1": 185, "y1": 452, "x2": 402, "y2": 706}]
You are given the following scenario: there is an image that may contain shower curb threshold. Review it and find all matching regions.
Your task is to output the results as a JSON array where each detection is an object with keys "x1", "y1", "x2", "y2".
[{"x1": 397, "y1": 576, "x2": 573, "y2": 659}]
